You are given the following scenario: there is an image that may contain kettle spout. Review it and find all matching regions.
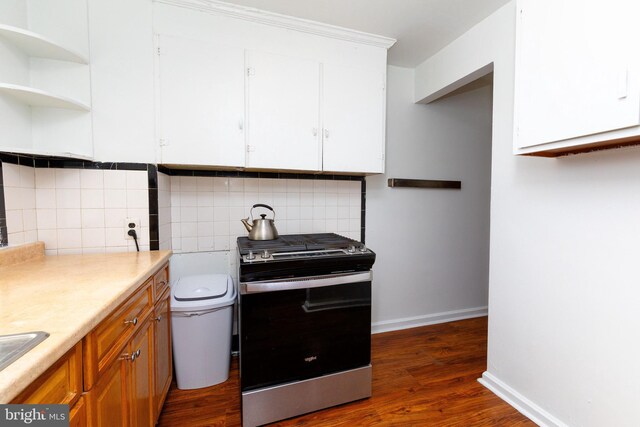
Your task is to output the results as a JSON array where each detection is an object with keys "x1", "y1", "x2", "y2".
[{"x1": 241, "y1": 218, "x2": 253, "y2": 232}]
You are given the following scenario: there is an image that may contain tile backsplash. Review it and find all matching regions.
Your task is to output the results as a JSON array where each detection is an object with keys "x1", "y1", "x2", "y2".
[
  {"x1": 2, "y1": 163, "x2": 37, "y2": 246},
  {"x1": 0, "y1": 155, "x2": 364, "y2": 259},
  {"x1": 1, "y1": 162, "x2": 150, "y2": 254},
  {"x1": 169, "y1": 176, "x2": 362, "y2": 254}
]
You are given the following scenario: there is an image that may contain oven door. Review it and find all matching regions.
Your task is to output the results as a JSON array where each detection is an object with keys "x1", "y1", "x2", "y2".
[{"x1": 239, "y1": 271, "x2": 372, "y2": 392}]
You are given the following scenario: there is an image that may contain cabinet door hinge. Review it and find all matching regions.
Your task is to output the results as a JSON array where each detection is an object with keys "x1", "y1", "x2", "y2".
[
  {"x1": 247, "y1": 67, "x2": 255, "y2": 77},
  {"x1": 157, "y1": 46, "x2": 162, "y2": 56},
  {"x1": 246, "y1": 145, "x2": 255, "y2": 152},
  {"x1": 159, "y1": 138, "x2": 168, "y2": 147}
]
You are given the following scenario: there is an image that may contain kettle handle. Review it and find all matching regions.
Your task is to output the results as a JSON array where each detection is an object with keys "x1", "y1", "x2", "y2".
[{"x1": 250, "y1": 204, "x2": 276, "y2": 220}]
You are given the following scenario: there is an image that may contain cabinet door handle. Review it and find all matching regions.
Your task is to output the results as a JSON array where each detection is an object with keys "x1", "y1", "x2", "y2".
[
  {"x1": 238, "y1": 120, "x2": 244, "y2": 131},
  {"x1": 154, "y1": 315, "x2": 163, "y2": 322},
  {"x1": 124, "y1": 317, "x2": 138, "y2": 326},
  {"x1": 121, "y1": 353, "x2": 136, "y2": 362},
  {"x1": 158, "y1": 280, "x2": 167, "y2": 287},
  {"x1": 618, "y1": 67, "x2": 629, "y2": 99},
  {"x1": 135, "y1": 349, "x2": 141, "y2": 358},
  {"x1": 312, "y1": 128, "x2": 318, "y2": 136}
]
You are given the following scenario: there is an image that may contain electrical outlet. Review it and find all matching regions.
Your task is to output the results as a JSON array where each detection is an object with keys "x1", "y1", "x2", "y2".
[{"x1": 124, "y1": 218, "x2": 140, "y2": 239}]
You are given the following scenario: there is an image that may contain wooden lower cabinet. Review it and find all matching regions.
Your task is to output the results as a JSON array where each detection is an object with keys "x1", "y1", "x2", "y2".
[
  {"x1": 11, "y1": 343, "x2": 83, "y2": 406},
  {"x1": 153, "y1": 289, "x2": 172, "y2": 420},
  {"x1": 130, "y1": 318, "x2": 154, "y2": 427},
  {"x1": 69, "y1": 395, "x2": 87, "y2": 427},
  {"x1": 87, "y1": 357, "x2": 127, "y2": 427},
  {"x1": 88, "y1": 317, "x2": 154, "y2": 427},
  {"x1": 11, "y1": 262, "x2": 171, "y2": 427}
]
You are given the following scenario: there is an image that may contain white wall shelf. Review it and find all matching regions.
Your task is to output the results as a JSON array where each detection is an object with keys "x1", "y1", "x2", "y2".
[
  {"x1": 0, "y1": 83, "x2": 90, "y2": 111},
  {"x1": 0, "y1": 24, "x2": 88, "y2": 64}
]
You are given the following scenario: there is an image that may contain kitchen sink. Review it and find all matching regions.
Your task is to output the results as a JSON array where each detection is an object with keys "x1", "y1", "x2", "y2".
[{"x1": 0, "y1": 331, "x2": 49, "y2": 372}]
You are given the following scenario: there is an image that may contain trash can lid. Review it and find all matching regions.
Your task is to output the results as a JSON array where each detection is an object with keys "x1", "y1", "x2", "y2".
[{"x1": 174, "y1": 274, "x2": 230, "y2": 301}]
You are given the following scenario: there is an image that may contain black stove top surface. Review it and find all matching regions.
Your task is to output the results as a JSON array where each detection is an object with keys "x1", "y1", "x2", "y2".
[
  {"x1": 237, "y1": 233, "x2": 359, "y2": 255},
  {"x1": 237, "y1": 233, "x2": 375, "y2": 281}
]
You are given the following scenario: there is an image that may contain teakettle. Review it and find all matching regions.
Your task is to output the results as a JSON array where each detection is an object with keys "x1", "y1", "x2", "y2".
[{"x1": 241, "y1": 204, "x2": 279, "y2": 240}]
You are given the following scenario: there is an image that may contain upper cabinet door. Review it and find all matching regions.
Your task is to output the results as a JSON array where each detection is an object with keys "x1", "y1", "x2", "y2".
[
  {"x1": 515, "y1": 0, "x2": 640, "y2": 151},
  {"x1": 322, "y1": 63, "x2": 386, "y2": 173},
  {"x1": 246, "y1": 50, "x2": 321, "y2": 171},
  {"x1": 157, "y1": 35, "x2": 245, "y2": 166}
]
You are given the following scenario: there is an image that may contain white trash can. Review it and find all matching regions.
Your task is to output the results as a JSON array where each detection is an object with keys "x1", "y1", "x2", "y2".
[{"x1": 170, "y1": 273, "x2": 236, "y2": 390}]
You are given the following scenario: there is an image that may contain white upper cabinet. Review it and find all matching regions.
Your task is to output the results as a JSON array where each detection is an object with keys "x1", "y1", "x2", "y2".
[
  {"x1": 157, "y1": 35, "x2": 245, "y2": 167},
  {"x1": 152, "y1": 0, "x2": 394, "y2": 172},
  {"x1": 514, "y1": 0, "x2": 640, "y2": 156},
  {"x1": 246, "y1": 50, "x2": 321, "y2": 171},
  {"x1": 322, "y1": 63, "x2": 386, "y2": 173}
]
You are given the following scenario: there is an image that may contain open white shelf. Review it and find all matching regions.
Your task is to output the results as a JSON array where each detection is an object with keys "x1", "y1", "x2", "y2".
[
  {"x1": 0, "y1": 83, "x2": 90, "y2": 111},
  {"x1": 0, "y1": 24, "x2": 88, "y2": 64}
]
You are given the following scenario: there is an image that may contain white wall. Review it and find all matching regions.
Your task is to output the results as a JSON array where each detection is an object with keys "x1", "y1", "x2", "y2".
[
  {"x1": 415, "y1": 2, "x2": 640, "y2": 426},
  {"x1": 367, "y1": 65, "x2": 492, "y2": 332}
]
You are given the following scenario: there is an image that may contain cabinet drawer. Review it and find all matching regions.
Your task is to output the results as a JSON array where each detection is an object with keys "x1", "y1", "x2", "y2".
[
  {"x1": 12, "y1": 343, "x2": 82, "y2": 406},
  {"x1": 153, "y1": 264, "x2": 169, "y2": 301},
  {"x1": 84, "y1": 279, "x2": 153, "y2": 389}
]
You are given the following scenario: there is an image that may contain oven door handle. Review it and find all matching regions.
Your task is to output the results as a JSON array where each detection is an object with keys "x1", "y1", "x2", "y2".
[{"x1": 240, "y1": 271, "x2": 372, "y2": 294}]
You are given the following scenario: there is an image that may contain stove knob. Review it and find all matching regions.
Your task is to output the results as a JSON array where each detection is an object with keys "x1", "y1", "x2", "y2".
[
  {"x1": 359, "y1": 244, "x2": 367, "y2": 252},
  {"x1": 261, "y1": 250, "x2": 270, "y2": 259},
  {"x1": 247, "y1": 251, "x2": 256, "y2": 260},
  {"x1": 347, "y1": 245, "x2": 356, "y2": 253}
]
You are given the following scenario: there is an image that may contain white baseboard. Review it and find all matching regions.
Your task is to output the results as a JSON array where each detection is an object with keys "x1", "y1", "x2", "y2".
[
  {"x1": 371, "y1": 306, "x2": 488, "y2": 334},
  {"x1": 478, "y1": 371, "x2": 568, "y2": 427}
]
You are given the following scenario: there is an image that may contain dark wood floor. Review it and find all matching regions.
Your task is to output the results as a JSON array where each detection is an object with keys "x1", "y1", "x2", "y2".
[{"x1": 158, "y1": 317, "x2": 534, "y2": 426}]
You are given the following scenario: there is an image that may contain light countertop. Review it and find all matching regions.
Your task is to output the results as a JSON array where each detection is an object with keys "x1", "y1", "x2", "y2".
[{"x1": 0, "y1": 247, "x2": 171, "y2": 402}]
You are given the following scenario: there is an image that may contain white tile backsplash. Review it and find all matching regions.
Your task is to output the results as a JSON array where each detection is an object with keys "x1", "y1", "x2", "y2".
[
  {"x1": 81, "y1": 189, "x2": 105, "y2": 209},
  {"x1": 169, "y1": 176, "x2": 363, "y2": 253},
  {"x1": 2, "y1": 163, "x2": 149, "y2": 253},
  {"x1": 56, "y1": 189, "x2": 81, "y2": 209},
  {"x1": 55, "y1": 169, "x2": 80, "y2": 189},
  {"x1": 80, "y1": 170, "x2": 104, "y2": 189},
  {"x1": 2, "y1": 163, "x2": 362, "y2": 254},
  {"x1": 103, "y1": 170, "x2": 127, "y2": 189},
  {"x1": 3, "y1": 164, "x2": 37, "y2": 246},
  {"x1": 35, "y1": 169, "x2": 55, "y2": 188},
  {"x1": 2, "y1": 164, "x2": 20, "y2": 187}
]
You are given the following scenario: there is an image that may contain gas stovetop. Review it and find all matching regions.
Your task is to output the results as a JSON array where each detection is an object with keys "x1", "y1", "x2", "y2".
[
  {"x1": 237, "y1": 233, "x2": 375, "y2": 282},
  {"x1": 237, "y1": 233, "x2": 370, "y2": 262}
]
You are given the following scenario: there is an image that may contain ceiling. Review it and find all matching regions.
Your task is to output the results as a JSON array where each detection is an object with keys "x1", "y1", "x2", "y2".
[{"x1": 220, "y1": 0, "x2": 510, "y2": 67}]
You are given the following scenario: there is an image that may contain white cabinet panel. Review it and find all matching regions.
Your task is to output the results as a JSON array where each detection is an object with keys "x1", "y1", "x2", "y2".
[
  {"x1": 322, "y1": 63, "x2": 385, "y2": 173},
  {"x1": 515, "y1": 0, "x2": 640, "y2": 151},
  {"x1": 158, "y1": 35, "x2": 245, "y2": 167},
  {"x1": 246, "y1": 50, "x2": 321, "y2": 171}
]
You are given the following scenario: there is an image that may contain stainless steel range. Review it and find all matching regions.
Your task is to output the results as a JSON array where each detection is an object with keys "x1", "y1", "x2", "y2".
[{"x1": 237, "y1": 233, "x2": 376, "y2": 427}]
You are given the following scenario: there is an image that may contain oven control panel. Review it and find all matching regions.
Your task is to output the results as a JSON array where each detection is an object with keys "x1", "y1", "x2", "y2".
[{"x1": 241, "y1": 246, "x2": 370, "y2": 263}]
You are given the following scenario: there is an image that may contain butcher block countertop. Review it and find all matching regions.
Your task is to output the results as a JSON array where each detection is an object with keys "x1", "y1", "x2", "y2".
[{"x1": 0, "y1": 242, "x2": 171, "y2": 402}]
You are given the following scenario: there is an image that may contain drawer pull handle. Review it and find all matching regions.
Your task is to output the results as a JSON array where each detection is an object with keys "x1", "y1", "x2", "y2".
[
  {"x1": 121, "y1": 353, "x2": 136, "y2": 362},
  {"x1": 154, "y1": 315, "x2": 162, "y2": 322},
  {"x1": 158, "y1": 280, "x2": 167, "y2": 286},
  {"x1": 124, "y1": 317, "x2": 138, "y2": 326}
]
